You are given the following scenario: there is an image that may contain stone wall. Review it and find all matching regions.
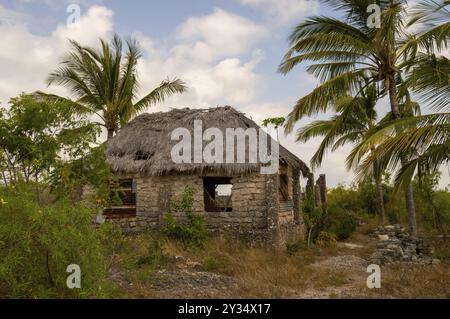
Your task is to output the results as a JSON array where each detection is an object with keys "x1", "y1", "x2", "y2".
[
  {"x1": 107, "y1": 215, "x2": 148, "y2": 233},
  {"x1": 111, "y1": 173, "x2": 269, "y2": 239},
  {"x1": 369, "y1": 224, "x2": 433, "y2": 265},
  {"x1": 104, "y1": 170, "x2": 304, "y2": 245}
]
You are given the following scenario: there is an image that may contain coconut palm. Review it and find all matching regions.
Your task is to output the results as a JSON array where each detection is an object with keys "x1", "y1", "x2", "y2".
[
  {"x1": 354, "y1": 112, "x2": 449, "y2": 189},
  {"x1": 296, "y1": 84, "x2": 387, "y2": 223},
  {"x1": 351, "y1": 1, "x2": 449, "y2": 192},
  {"x1": 404, "y1": 0, "x2": 450, "y2": 110},
  {"x1": 42, "y1": 34, "x2": 187, "y2": 139},
  {"x1": 278, "y1": 0, "x2": 449, "y2": 236}
]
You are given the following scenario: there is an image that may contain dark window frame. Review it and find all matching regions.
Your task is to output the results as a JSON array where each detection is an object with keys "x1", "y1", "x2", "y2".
[
  {"x1": 104, "y1": 178, "x2": 137, "y2": 218},
  {"x1": 279, "y1": 173, "x2": 290, "y2": 201},
  {"x1": 203, "y1": 177, "x2": 233, "y2": 212}
]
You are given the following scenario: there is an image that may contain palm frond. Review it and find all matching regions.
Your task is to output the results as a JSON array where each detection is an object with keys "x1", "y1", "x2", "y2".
[
  {"x1": 124, "y1": 78, "x2": 187, "y2": 125},
  {"x1": 406, "y1": 54, "x2": 450, "y2": 111},
  {"x1": 284, "y1": 70, "x2": 367, "y2": 132}
]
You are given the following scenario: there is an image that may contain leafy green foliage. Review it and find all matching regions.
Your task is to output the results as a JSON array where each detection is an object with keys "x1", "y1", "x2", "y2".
[
  {"x1": 262, "y1": 117, "x2": 286, "y2": 128},
  {"x1": 0, "y1": 188, "x2": 116, "y2": 298},
  {"x1": 0, "y1": 94, "x2": 99, "y2": 186},
  {"x1": 302, "y1": 187, "x2": 326, "y2": 247},
  {"x1": 326, "y1": 174, "x2": 450, "y2": 236},
  {"x1": 47, "y1": 145, "x2": 118, "y2": 205},
  {"x1": 329, "y1": 211, "x2": 358, "y2": 240},
  {"x1": 412, "y1": 171, "x2": 450, "y2": 234},
  {"x1": 280, "y1": 0, "x2": 449, "y2": 237},
  {"x1": 162, "y1": 186, "x2": 208, "y2": 247},
  {"x1": 285, "y1": 239, "x2": 308, "y2": 256},
  {"x1": 296, "y1": 83, "x2": 380, "y2": 169}
]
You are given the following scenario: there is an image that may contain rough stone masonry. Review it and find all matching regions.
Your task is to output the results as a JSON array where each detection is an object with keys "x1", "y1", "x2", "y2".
[{"x1": 369, "y1": 224, "x2": 437, "y2": 265}]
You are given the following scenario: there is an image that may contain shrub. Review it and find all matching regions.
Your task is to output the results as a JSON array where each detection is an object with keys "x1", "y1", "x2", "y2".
[
  {"x1": 302, "y1": 187, "x2": 327, "y2": 247},
  {"x1": 0, "y1": 188, "x2": 114, "y2": 298},
  {"x1": 162, "y1": 186, "x2": 208, "y2": 247},
  {"x1": 136, "y1": 239, "x2": 165, "y2": 269},
  {"x1": 315, "y1": 231, "x2": 337, "y2": 248},
  {"x1": 329, "y1": 210, "x2": 358, "y2": 240}
]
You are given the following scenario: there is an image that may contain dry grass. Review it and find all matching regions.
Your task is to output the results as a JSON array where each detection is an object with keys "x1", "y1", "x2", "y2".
[
  {"x1": 360, "y1": 262, "x2": 450, "y2": 298},
  {"x1": 110, "y1": 232, "x2": 449, "y2": 299},
  {"x1": 112, "y1": 234, "x2": 361, "y2": 298}
]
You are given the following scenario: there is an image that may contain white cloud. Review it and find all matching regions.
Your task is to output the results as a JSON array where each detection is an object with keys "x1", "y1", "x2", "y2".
[
  {"x1": 136, "y1": 45, "x2": 264, "y2": 109},
  {"x1": 133, "y1": 9, "x2": 267, "y2": 110},
  {"x1": 0, "y1": 5, "x2": 265, "y2": 111},
  {"x1": 0, "y1": 4, "x2": 27, "y2": 26},
  {"x1": 0, "y1": 5, "x2": 113, "y2": 105},
  {"x1": 52, "y1": 5, "x2": 113, "y2": 46},
  {"x1": 177, "y1": 8, "x2": 267, "y2": 58},
  {"x1": 238, "y1": 0, "x2": 319, "y2": 25},
  {"x1": 0, "y1": 3, "x2": 339, "y2": 184}
]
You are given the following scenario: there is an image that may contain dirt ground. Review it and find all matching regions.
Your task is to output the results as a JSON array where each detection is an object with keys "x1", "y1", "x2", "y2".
[{"x1": 108, "y1": 228, "x2": 450, "y2": 299}]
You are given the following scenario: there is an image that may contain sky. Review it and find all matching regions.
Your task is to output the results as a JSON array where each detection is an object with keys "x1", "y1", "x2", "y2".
[{"x1": 0, "y1": 0, "x2": 448, "y2": 188}]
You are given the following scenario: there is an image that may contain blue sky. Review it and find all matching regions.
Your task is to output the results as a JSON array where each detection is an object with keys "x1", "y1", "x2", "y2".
[{"x1": 0, "y1": 0, "x2": 447, "y2": 188}]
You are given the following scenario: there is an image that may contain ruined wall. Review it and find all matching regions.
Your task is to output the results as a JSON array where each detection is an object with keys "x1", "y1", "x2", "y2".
[
  {"x1": 106, "y1": 171, "x2": 304, "y2": 245},
  {"x1": 108, "y1": 173, "x2": 268, "y2": 239}
]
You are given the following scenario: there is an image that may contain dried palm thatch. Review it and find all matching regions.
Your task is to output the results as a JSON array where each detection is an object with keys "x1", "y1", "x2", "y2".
[{"x1": 106, "y1": 106, "x2": 310, "y2": 177}]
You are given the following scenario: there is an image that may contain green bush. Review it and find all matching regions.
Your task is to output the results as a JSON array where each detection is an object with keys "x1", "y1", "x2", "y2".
[
  {"x1": 315, "y1": 231, "x2": 337, "y2": 248},
  {"x1": 413, "y1": 172, "x2": 450, "y2": 234},
  {"x1": 0, "y1": 188, "x2": 115, "y2": 298},
  {"x1": 162, "y1": 186, "x2": 208, "y2": 247},
  {"x1": 328, "y1": 210, "x2": 358, "y2": 240}
]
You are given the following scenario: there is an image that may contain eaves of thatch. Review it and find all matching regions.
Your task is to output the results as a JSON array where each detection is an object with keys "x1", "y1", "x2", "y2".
[{"x1": 106, "y1": 106, "x2": 310, "y2": 178}]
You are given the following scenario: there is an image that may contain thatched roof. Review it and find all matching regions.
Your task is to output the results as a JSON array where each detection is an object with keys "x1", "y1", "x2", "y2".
[{"x1": 106, "y1": 106, "x2": 310, "y2": 177}]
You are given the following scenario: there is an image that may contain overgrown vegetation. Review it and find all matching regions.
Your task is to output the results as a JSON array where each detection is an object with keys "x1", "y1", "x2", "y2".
[
  {"x1": 300, "y1": 171, "x2": 450, "y2": 249},
  {"x1": 279, "y1": 0, "x2": 450, "y2": 238},
  {"x1": 162, "y1": 186, "x2": 209, "y2": 247},
  {"x1": 0, "y1": 1, "x2": 448, "y2": 298},
  {"x1": 326, "y1": 173, "x2": 450, "y2": 237},
  {"x1": 0, "y1": 186, "x2": 119, "y2": 298}
]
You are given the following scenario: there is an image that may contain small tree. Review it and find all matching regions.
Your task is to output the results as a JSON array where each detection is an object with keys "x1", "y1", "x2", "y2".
[
  {"x1": 0, "y1": 94, "x2": 99, "y2": 187},
  {"x1": 302, "y1": 186, "x2": 325, "y2": 248},
  {"x1": 162, "y1": 186, "x2": 208, "y2": 247},
  {"x1": 262, "y1": 117, "x2": 285, "y2": 141}
]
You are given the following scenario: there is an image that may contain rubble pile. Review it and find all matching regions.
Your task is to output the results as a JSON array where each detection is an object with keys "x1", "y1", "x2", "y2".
[{"x1": 369, "y1": 224, "x2": 434, "y2": 265}]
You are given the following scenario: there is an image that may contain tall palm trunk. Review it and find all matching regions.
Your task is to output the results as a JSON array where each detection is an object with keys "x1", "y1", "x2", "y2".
[
  {"x1": 371, "y1": 146, "x2": 386, "y2": 225},
  {"x1": 375, "y1": 176, "x2": 385, "y2": 225},
  {"x1": 107, "y1": 128, "x2": 114, "y2": 140},
  {"x1": 1, "y1": 170, "x2": 8, "y2": 187},
  {"x1": 386, "y1": 74, "x2": 418, "y2": 237}
]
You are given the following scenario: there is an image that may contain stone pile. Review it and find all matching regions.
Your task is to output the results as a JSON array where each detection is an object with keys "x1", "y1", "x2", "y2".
[{"x1": 369, "y1": 224, "x2": 433, "y2": 265}]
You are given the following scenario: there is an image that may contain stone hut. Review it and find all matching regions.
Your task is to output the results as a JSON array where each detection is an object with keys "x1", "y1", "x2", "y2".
[{"x1": 104, "y1": 106, "x2": 311, "y2": 245}]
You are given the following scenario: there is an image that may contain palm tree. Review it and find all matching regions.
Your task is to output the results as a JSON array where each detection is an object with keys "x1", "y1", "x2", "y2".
[
  {"x1": 405, "y1": 0, "x2": 450, "y2": 110},
  {"x1": 278, "y1": 0, "x2": 448, "y2": 237},
  {"x1": 354, "y1": 112, "x2": 449, "y2": 189},
  {"x1": 43, "y1": 34, "x2": 187, "y2": 139},
  {"x1": 349, "y1": 1, "x2": 449, "y2": 210},
  {"x1": 296, "y1": 84, "x2": 387, "y2": 223}
]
